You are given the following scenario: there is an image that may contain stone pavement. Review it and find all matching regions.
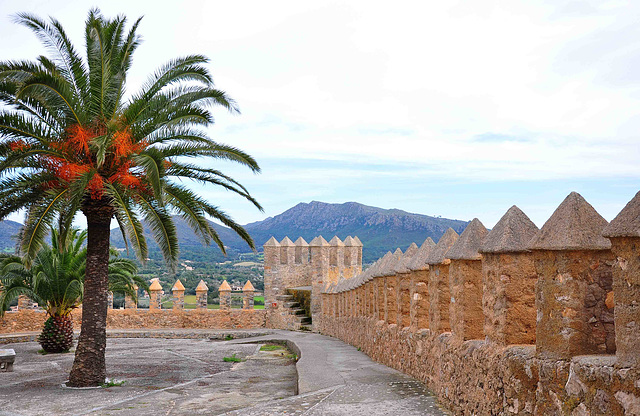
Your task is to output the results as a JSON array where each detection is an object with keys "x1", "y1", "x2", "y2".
[
  {"x1": 226, "y1": 330, "x2": 449, "y2": 415},
  {"x1": 0, "y1": 329, "x2": 448, "y2": 415}
]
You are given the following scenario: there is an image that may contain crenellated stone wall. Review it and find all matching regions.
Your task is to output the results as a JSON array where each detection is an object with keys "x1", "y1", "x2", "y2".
[
  {"x1": 317, "y1": 191, "x2": 640, "y2": 416},
  {"x1": 263, "y1": 234, "x2": 362, "y2": 328},
  {"x1": 0, "y1": 308, "x2": 267, "y2": 333}
]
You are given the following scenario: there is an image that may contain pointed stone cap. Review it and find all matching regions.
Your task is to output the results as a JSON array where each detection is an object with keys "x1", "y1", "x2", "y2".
[
  {"x1": 280, "y1": 236, "x2": 295, "y2": 246},
  {"x1": 447, "y1": 218, "x2": 488, "y2": 260},
  {"x1": 408, "y1": 238, "x2": 436, "y2": 271},
  {"x1": 480, "y1": 206, "x2": 539, "y2": 254},
  {"x1": 195, "y1": 280, "x2": 209, "y2": 292},
  {"x1": 528, "y1": 192, "x2": 611, "y2": 251},
  {"x1": 329, "y1": 236, "x2": 345, "y2": 246},
  {"x1": 372, "y1": 252, "x2": 394, "y2": 277},
  {"x1": 603, "y1": 191, "x2": 640, "y2": 238},
  {"x1": 264, "y1": 237, "x2": 280, "y2": 247},
  {"x1": 218, "y1": 280, "x2": 232, "y2": 292},
  {"x1": 149, "y1": 280, "x2": 162, "y2": 291},
  {"x1": 242, "y1": 280, "x2": 255, "y2": 291},
  {"x1": 426, "y1": 228, "x2": 460, "y2": 265},
  {"x1": 171, "y1": 280, "x2": 185, "y2": 291},
  {"x1": 294, "y1": 237, "x2": 309, "y2": 246},
  {"x1": 395, "y1": 243, "x2": 419, "y2": 273},
  {"x1": 343, "y1": 236, "x2": 357, "y2": 246},
  {"x1": 382, "y1": 248, "x2": 403, "y2": 276},
  {"x1": 353, "y1": 236, "x2": 363, "y2": 247},
  {"x1": 309, "y1": 236, "x2": 330, "y2": 247}
]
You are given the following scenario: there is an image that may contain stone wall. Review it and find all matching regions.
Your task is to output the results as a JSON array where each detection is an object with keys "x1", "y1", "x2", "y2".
[
  {"x1": 0, "y1": 308, "x2": 267, "y2": 333},
  {"x1": 263, "y1": 235, "x2": 362, "y2": 327},
  {"x1": 317, "y1": 192, "x2": 640, "y2": 415}
]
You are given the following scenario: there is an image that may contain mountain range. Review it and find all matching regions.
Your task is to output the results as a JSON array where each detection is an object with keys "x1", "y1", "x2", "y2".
[{"x1": 0, "y1": 201, "x2": 469, "y2": 263}]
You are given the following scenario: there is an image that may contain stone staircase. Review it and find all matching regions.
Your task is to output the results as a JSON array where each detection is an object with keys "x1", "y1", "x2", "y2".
[{"x1": 276, "y1": 294, "x2": 312, "y2": 330}]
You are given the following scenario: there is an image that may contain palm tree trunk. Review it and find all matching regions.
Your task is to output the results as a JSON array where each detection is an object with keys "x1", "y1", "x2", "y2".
[{"x1": 67, "y1": 202, "x2": 113, "y2": 387}]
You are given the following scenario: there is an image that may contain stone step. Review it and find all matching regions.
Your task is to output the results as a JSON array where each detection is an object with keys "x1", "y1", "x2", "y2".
[
  {"x1": 299, "y1": 316, "x2": 312, "y2": 325},
  {"x1": 276, "y1": 295, "x2": 294, "y2": 301},
  {"x1": 283, "y1": 301, "x2": 300, "y2": 309},
  {"x1": 291, "y1": 308, "x2": 306, "y2": 316}
]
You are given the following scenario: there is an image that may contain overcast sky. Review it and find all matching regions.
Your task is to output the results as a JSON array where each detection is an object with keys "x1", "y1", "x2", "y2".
[{"x1": 1, "y1": 0, "x2": 639, "y2": 228}]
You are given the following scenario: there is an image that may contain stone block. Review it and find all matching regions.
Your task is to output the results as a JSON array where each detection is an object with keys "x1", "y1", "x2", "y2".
[{"x1": 0, "y1": 348, "x2": 15, "y2": 372}]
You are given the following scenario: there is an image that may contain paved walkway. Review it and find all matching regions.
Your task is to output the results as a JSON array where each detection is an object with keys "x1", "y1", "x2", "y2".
[{"x1": 0, "y1": 329, "x2": 449, "y2": 415}]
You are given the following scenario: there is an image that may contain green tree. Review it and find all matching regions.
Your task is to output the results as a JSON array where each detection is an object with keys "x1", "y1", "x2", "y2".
[
  {"x1": 0, "y1": 10, "x2": 261, "y2": 386},
  {"x1": 0, "y1": 228, "x2": 145, "y2": 353}
]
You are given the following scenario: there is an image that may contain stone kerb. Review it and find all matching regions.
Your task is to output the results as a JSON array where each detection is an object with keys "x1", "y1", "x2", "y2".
[
  {"x1": 479, "y1": 205, "x2": 539, "y2": 346},
  {"x1": 195, "y1": 280, "x2": 209, "y2": 310},
  {"x1": 603, "y1": 190, "x2": 640, "y2": 367},
  {"x1": 528, "y1": 192, "x2": 615, "y2": 359},
  {"x1": 242, "y1": 280, "x2": 255, "y2": 310},
  {"x1": 218, "y1": 280, "x2": 231, "y2": 310},
  {"x1": 395, "y1": 243, "x2": 419, "y2": 328},
  {"x1": 149, "y1": 279, "x2": 163, "y2": 310},
  {"x1": 408, "y1": 238, "x2": 435, "y2": 329},
  {"x1": 446, "y1": 218, "x2": 488, "y2": 343},
  {"x1": 171, "y1": 280, "x2": 185, "y2": 311},
  {"x1": 426, "y1": 228, "x2": 459, "y2": 333},
  {"x1": 125, "y1": 285, "x2": 138, "y2": 309}
]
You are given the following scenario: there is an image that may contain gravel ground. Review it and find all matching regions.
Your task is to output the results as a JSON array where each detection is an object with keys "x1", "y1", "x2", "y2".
[{"x1": 0, "y1": 338, "x2": 297, "y2": 416}]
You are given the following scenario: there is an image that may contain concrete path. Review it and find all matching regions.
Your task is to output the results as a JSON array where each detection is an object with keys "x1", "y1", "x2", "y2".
[
  {"x1": 227, "y1": 330, "x2": 449, "y2": 415},
  {"x1": 0, "y1": 329, "x2": 449, "y2": 415}
]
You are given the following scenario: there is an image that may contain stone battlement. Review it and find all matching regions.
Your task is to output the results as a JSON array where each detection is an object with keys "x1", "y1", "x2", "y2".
[
  {"x1": 263, "y1": 235, "x2": 362, "y2": 328},
  {"x1": 316, "y1": 191, "x2": 640, "y2": 415}
]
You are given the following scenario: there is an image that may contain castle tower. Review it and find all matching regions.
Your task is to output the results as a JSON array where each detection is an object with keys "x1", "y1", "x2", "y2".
[
  {"x1": 480, "y1": 206, "x2": 539, "y2": 345},
  {"x1": 447, "y1": 218, "x2": 488, "y2": 342},
  {"x1": 529, "y1": 192, "x2": 614, "y2": 359}
]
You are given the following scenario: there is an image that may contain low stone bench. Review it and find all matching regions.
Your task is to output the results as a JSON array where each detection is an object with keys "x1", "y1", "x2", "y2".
[{"x1": 0, "y1": 349, "x2": 15, "y2": 372}]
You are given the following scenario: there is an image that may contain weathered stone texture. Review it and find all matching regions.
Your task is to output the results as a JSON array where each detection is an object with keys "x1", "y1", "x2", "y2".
[
  {"x1": 410, "y1": 269, "x2": 430, "y2": 329},
  {"x1": 608, "y1": 237, "x2": 640, "y2": 368},
  {"x1": 482, "y1": 252, "x2": 537, "y2": 345},
  {"x1": 449, "y1": 259, "x2": 484, "y2": 342},
  {"x1": 0, "y1": 309, "x2": 267, "y2": 333},
  {"x1": 429, "y1": 263, "x2": 451, "y2": 333},
  {"x1": 533, "y1": 249, "x2": 615, "y2": 359}
]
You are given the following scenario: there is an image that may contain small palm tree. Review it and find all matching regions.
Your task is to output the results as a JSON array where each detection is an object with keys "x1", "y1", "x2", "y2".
[
  {"x1": 0, "y1": 10, "x2": 261, "y2": 385},
  {"x1": 0, "y1": 229, "x2": 144, "y2": 353}
]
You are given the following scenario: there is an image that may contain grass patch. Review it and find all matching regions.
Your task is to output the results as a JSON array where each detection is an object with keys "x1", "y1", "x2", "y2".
[
  {"x1": 38, "y1": 349, "x2": 70, "y2": 355},
  {"x1": 224, "y1": 334, "x2": 234, "y2": 341},
  {"x1": 101, "y1": 379, "x2": 126, "y2": 388},
  {"x1": 260, "y1": 344, "x2": 285, "y2": 352},
  {"x1": 223, "y1": 353, "x2": 244, "y2": 363}
]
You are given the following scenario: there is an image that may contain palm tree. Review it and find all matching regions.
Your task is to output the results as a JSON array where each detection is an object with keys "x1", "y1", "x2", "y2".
[
  {"x1": 0, "y1": 10, "x2": 261, "y2": 386},
  {"x1": 0, "y1": 228, "x2": 144, "y2": 353}
]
